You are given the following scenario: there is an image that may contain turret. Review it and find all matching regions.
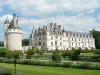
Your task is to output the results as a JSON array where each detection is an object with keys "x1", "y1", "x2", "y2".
[
  {"x1": 5, "y1": 14, "x2": 22, "y2": 50},
  {"x1": 4, "y1": 17, "x2": 10, "y2": 31}
]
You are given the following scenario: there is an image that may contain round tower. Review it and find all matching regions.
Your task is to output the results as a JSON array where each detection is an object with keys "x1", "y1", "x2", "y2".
[{"x1": 5, "y1": 14, "x2": 22, "y2": 50}]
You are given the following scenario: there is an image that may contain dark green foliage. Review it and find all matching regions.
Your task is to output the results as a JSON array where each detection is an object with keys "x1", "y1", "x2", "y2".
[
  {"x1": 22, "y1": 39, "x2": 29, "y2": 46},
  {"x1": 91, "y1": 29, "x2": 100, "y2": 49},
  {"x1": 52, "y1": 51, "x2": 62, "y2": 63},
  {"x1": 35, "y1": 49, "x2": 45, "y2": 55},
  {"x1": 72, "y1": 63, "x2": 92, "y2": 69},
  {"x1": 62, "y1": 49, "x2": 81, "y2": 61},
  {"x1": 6, "y1": 50, "x2": 20, "y2": 75},
  {"x1": 61, "y1": 62, "x2": 71, "y2": 67},
  {"x1": 3, "y1": 59, "x2": 100, "y2": 70},
  {"x1": 0, "y1": 66, "x2": 12, "y2": 75},
  {"x1": 0, "y1": 41, "x2": 4, "y2": 47},
  {"x1": 0, "y1": 48, "x2": 8, "y2": 58},
  {"x1": 94, "y1": 50, "x2": 100, "y2": 55},
  {"x1": 71, "y1": 49, "x2": 81, "y2": 61},
  {"x1": 0, "y1": 58, "x2": 3, "y2": 62},
  {"x1": 26, "y1": 49, "x2": 35, "y2": 60},
  {"x1": 6, "y1": 50, "x2": 21, "y2": 59}
]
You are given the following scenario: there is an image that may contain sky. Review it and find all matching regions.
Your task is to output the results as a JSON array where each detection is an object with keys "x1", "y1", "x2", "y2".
[{"x1": 0, "y1": 0, "x2": 100, "y2": 41}]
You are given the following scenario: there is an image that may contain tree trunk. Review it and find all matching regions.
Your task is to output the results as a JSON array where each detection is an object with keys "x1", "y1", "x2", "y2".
[
  {"x1": 14, "y1": 59, "x2": 16, "y2": 75},
  {"x1": 30, "y1": 55, "x2": 31, "y2": 61}
]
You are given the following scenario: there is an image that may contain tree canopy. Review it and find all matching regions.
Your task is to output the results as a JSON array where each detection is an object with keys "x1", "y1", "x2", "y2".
[
  {"x1": 22, "y1": 39, "x2": 29, "y2": 46},
  {"x1": 91, "y1": 29, "x2": 100, "y2": 49},
  {"x1": 0, "y1": 41, "x2": 4, "y2": 47}
]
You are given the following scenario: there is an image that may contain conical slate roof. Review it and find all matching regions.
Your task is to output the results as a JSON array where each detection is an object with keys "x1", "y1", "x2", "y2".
[{"x1": 8, "y1": 14, "x2": 21, "y2": 29}]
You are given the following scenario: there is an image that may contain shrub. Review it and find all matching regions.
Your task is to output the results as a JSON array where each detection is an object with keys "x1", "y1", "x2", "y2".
[
  {"x1": 91, "y1": 64, "x2": 100, "y2": 70},
  {"x1": 72, "y1": 63, "x2": 92, "y2": 69},
  {"x1": 0, "y1": 58, "x2": 3, "y2": 63},
  {"x1": 52, "y1": 51, "x2": 62, "y2": 63},
  {"x1": 0, "y1": 66, "x2": 12, "y2": 75},
  {"x1": 61, "y1": 62, "x2": 71, "y2": 68}
]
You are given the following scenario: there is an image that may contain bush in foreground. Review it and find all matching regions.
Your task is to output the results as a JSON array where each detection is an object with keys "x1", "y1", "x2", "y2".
[
  {"x1": 2, "y1": 59, "x2": 100, "y2": 70},
  {"x1": 52, "y1": 51, "x2": 62, "y2": 63},
  {"x1": 0, "y1": 66, "x2": 12, "y2": 75}
]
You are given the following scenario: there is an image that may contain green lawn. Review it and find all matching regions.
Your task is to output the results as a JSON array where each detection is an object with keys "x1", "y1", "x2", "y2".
[{"x1": 0, "y1": 63, "x2": 100, "y2": 75}]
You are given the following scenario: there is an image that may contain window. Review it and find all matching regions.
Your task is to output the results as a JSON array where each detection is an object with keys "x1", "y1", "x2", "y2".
[
  {"x1": 79, "y1": 43, "x2": 80, "y2": 46},
  {"x1": 55, "y1": 41, "x2": 57, "y2": 45},
  {"x1": 60, "y1": 42, "x2": 62, "y2": 46},
  {"x1": 76, "y1": 43, "x2": 77, "y2": 46},
  {"x1": 51, "y1": 36, "x2": 53, "y2": 39},
  {"x1": 55, "y1": 36, "x2": 58, "y2": 39},
  {"x1": 35, "y1": 43, "x2": 37, "y2": 46},
  {"x1": 35, "y1": 38, "x2": 37, "y2": 41},
  {"x1": 43, "y1": 42, "x2": 45, "y2": 45},
  {"x1": 39, "y1": 42, "x2": 41, "y2": 45},
  {"x1": 60, "y1": 37, "x2": 62, "y2": 40},
  {"x1": 51, "y1": 42, "x2": 53, "y2": 46},
  {"x1": 75, "y1": 38, "x2": 76, "y2": 41},
  {"x1": 43, "y1": 37, "x2": 45, "y2": 40},
  {"x1": 73, "y1": 34, "x2": 75, "y2": 37},
  {"x1": 39, "y1": 37, "x2": 41, "y2": 40},
  {"x1": 72, "y1": 38, "x2": 73, "y2": 41},
  {"x1": 66, "y1": 33, "x2": 68, "y2": 36}
]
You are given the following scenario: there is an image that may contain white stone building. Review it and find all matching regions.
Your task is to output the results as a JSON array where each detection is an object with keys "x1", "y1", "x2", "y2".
[
  {"x1": 4, "y1": 14, "x2": 22, "y2": 50},
  {"x1": 29, "y1": 23, "x2": 95, "y2": 50}
]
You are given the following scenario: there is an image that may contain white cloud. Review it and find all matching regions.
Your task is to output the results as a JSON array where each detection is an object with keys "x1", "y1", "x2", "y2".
[
  {"x1": 86, "y1": 9, "x2": 95, "y2": 14},
  {"x1": 22, "y1": 15, "x2": 100, "y2": 33},
  {"x1": 1, "y1": 0, "x2": 100, "y2": 16},
  {"x1": 0, "y1": 0, "x2": 100, "y2": 40}
]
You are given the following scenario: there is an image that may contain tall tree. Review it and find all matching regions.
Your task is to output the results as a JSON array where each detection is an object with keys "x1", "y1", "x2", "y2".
[
  {"x1": 7, "y1": 50, "x2": 20, "y2": 75},
  {"x1": 0, "y1": 48, "x2": 7, "y2": 58},
  {"x1": 0, "y1": 41, "x2": 4, "y2": 47},
  {"x1": 22, "y1": 39, "x2": 29, "y2": 46},
  {"x1": 91, "y1": 29, "x2": 100, "y2": 49},
  {"x1": 26, "y1": 49, "x2": 35, "y2": 61}
]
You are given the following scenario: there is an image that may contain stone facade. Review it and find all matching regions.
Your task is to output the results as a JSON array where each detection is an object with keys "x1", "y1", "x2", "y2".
[
  {"x1": 4, "y1": 14, "x2": 22, "y2": 50},
  {"x1": 29, "y1": 23, "x2": 95, "y2": 50}
]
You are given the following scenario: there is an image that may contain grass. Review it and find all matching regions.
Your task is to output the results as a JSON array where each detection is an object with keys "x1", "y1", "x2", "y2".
[{"x1": 0, "y1": 63, "x2": 100, "y2": 75}]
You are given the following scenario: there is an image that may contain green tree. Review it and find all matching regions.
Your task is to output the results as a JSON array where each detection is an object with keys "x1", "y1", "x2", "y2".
[
  {"x1": 22, "y1": 39, "x2": 29, "y2": 46},
  {"x1": 0, "y1": 48, "x2": 7, "y2": 58},
  {"x1": 91, "y1": 29, "x2": 100, "y2": 49},
  {"x1": 62, "y1": 49, "x2": 81, "y2": 61},
  {"x1": 26, "y1": 49, "x2": 35, "y2": 61},
  {"x1": 52, "y1": 51, "x2": 62, "y2": 63},
  {"x1": 0, "y1": 41, "x2": 4, "y2": 47},
  {"x1": 71, "y1": 49, "x2": 81, "y2": 61},
  {"x1": 7, "y1": 50, "x2": 20, "y2": 75},
  {"x1": 36, "y1": 49, "x2": 44, "y2": 55}
]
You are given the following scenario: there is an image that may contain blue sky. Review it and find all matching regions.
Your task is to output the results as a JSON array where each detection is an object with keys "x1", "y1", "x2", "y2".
[{"x1": 0, "y1": 0, "x2": 100, "y2": 41}]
